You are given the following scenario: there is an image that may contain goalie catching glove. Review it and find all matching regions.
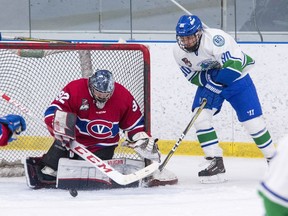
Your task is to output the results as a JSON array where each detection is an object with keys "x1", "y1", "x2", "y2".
[
  {"x1": 123, "y1": 132, "x2": 161, "y2": 162},
  {"x1": 53, "y1": 110, "x2": 77, "y2": 145}
]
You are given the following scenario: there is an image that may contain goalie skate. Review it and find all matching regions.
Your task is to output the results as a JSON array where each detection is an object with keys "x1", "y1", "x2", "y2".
[{"x1": 198, "y1": 157, "x2": 227, "y2": 184}]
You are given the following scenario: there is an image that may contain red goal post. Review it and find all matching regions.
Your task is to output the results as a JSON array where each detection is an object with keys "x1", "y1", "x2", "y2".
[{"x1": 0, "y1": 42, "x2": 151, "y2": 167}]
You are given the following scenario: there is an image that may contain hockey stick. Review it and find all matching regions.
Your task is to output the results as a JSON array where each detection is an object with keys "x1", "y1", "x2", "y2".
[
  {"x1": 170, "y1": 0, "x2": 209, "y2": 29},
  {"x1": 159, "y1": 98, "x2": 207, "y2": 171},
  {"x1": 0, "y1": 90, "x2": 159, "y2": 185}
]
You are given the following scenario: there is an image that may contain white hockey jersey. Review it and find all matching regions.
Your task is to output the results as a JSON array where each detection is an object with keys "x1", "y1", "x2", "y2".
[
  {"x1": 258, "y1": 135, "x2": 288, "y2": 207},
  {"x1": 173, "y1": 28, "x2": 255, "y2": 86}
]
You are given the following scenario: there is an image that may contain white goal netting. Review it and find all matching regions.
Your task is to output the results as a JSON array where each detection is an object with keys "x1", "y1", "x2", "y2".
[{"x1": 0, "y1": 42, "x2": 151, "y2": 176}]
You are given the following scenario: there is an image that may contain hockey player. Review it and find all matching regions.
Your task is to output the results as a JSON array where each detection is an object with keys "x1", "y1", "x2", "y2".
[
  {"x1": 0, "y1": 114, "x2": 26, "y2": 146},
  {"x1": 24, "y1": 69, "x2": 176, "y2": 189},
  {"x1": 258, "y1": 134, "x2": 288, "y2": 216},
  {"x1": 173, "y1": 15, "x2": 276, "y2": 183}
]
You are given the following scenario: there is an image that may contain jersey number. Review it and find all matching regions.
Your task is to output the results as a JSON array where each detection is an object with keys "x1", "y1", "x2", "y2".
[
  {"x1": 55, "y1": 91, "x2": 70, "y2": 104},
  {"x1": 132, "y1": 100, "x2": 138, "y2": 112}
]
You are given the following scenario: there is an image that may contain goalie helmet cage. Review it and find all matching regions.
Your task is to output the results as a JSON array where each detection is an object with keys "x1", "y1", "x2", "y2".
[{"x1": 0, "y1": 42, "x2": 151, "y2": 173}]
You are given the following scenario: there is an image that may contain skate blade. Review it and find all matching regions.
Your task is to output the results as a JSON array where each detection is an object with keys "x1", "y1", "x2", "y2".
[{"x1": 199, "y1": 173, "x2": 228, "y2": 184}]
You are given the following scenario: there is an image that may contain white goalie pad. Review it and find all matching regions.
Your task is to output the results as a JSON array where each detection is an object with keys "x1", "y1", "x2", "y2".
[
  {"x1": 56, "y1": 158, "x2": 146, "y2": 189},
  {"x1": 144, "y1": 168, "x2": 178, "y2": 187},
  {"x1": 56, "y1": 158, "x2": 178, "y2": 189}
]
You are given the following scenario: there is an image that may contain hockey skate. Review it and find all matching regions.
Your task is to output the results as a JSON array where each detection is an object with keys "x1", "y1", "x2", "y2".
[{"x1": 198, "y1": 157, "x2": 227, "y2": 184}]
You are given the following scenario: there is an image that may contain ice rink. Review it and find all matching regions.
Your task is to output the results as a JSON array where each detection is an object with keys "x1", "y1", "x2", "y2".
[{"x1": 0, "y1": 156, "x2": 268, "y2": 216}]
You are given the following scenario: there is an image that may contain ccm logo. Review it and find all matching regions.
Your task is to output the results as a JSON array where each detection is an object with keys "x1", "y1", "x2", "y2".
[{"x1": 74, "y1": 146, "x2": 113, "y2": 173}]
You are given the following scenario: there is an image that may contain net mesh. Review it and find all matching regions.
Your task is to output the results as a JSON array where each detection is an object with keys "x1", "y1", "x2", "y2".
[{"x1": 0, "y1": 42, "x2": 150, "y2": 175}]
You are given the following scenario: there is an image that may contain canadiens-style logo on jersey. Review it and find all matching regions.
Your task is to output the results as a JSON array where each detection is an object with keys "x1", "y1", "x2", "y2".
[{"x1": 78, "y1": 119, "x2": 119, "y2": 139}]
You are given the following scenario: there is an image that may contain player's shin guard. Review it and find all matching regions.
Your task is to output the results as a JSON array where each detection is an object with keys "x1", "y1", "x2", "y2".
[
  {"x1": 194, "y1": 109, "x2": 226, "y2": 183},
  {"x1": 194, "y1": 109, "x2": 224, "y2": 157},
  {"x1": 242, "y1": 116, "x2": 276, "y2": 160}
]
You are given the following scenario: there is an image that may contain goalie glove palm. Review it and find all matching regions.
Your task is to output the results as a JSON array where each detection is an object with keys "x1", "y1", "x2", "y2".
[{"x1": 123, "y1": 132, "x2": 161, "y2": 162}]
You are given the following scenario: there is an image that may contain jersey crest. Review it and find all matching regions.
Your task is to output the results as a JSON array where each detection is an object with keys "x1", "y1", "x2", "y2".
[
  {"x1": 199, "y1": 60, "x2": 221, "y2": 71},
  {"x1": 85, "y1": 119, "x2": 119, "y2": 139},
  {"x1": 213, "y1": 35, "x2": 225, "y2": 47}
]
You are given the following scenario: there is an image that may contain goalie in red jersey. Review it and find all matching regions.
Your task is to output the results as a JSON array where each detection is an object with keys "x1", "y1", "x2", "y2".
[
  {"x1": 24, "y1": 69, "x2": 177, "y2": 189},
  {"x1": 0, "y1": 114, "x2": 26, "y2": 147}
]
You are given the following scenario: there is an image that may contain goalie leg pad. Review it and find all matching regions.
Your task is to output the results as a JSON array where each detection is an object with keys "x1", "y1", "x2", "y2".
[
  {"x1": 141, "y1": 159, "x2": 178, "y2": 187},
  {"x1": 23, "y1": 157, "x2": 56, "y2": 189},
  {"x1": 56, "y1": 158, "x2": 142, "y2": 190},
  {"x1": 144, "y1": 168, "x2": 178, "y2": 187}
]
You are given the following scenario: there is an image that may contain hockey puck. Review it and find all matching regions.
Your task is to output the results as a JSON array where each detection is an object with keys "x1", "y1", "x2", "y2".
[{"x1": 69, "y1": 189, "x2": 78, "y2": 197}]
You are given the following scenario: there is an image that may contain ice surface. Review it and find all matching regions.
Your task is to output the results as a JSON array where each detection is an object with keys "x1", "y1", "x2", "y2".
[{"x1": 0, "y1": 156, "x2": 267, "y2": 216}]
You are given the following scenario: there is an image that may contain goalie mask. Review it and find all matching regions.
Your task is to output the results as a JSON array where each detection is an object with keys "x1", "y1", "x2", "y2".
[
  {"x1": 89, "y1": 69, "x2": 115, "y2": 109},
  {"x1": 176, "y1": 15, "x2": 203, "y2": 53}
]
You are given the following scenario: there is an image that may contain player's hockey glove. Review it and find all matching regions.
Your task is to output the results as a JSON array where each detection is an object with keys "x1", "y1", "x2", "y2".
[
  {"x1": 0, "y1": 114, "x2": 26, "y2": 142},
  {"x1": 53, "y1": 110, "x2": 76, "y2": 147},
  {"x1": 123, "y1": 132, "x2": 161, "y2": 162},
  {"x1": 199, "y1": 69, "x2": 225, "y2": 109},
  {"x1": 204, "y1": 69, "x2": 224, "y2": 94}
]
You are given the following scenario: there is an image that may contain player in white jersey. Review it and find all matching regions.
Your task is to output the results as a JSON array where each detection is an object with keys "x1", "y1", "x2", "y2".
[
  {"x1": 173, "y1": 15, "x2": 276, "y2": 183},
  {"x1": 258, "y1": 135, "x2": 288, "y2": 215}
]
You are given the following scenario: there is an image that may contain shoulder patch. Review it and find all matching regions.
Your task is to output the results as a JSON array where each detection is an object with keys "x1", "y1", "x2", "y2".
[
  {"x1": 181, "y1": 58, "x2": 192, "y2": 67},
  {"x1": 213, "y1": 35, "x2": 225, "y2": 47}
]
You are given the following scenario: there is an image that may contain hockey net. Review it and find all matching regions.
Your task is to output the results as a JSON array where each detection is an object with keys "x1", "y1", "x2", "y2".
[{"x1": 0, "y1": 42, "x2": 151, "y2": 177}]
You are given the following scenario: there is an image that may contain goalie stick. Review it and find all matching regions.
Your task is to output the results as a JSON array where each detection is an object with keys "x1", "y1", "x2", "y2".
[
  {"x1": 159, "y1": 98, "x2": 207, "y2": 171},
  {"x1": 0, "y1": 90, "x2": 159, "y2": 185}
]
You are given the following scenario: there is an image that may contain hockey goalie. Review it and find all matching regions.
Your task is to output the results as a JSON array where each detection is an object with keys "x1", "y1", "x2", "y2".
[{"x1": 23, "y1": 69, "x2": 177, "y2": 190}]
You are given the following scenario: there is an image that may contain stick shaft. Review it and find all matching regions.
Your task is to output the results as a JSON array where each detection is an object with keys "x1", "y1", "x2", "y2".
[
  {"x1": 159, "y1": 99, "x2": 207, "y2": 171},
  {"x1": 170, "y1": 0, "x2": 209, "y2": 29}
]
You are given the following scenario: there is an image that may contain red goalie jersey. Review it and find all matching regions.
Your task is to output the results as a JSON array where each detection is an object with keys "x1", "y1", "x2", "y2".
[{"x1": 44, "y1": 78, "x2": 146, "y2": 153}]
